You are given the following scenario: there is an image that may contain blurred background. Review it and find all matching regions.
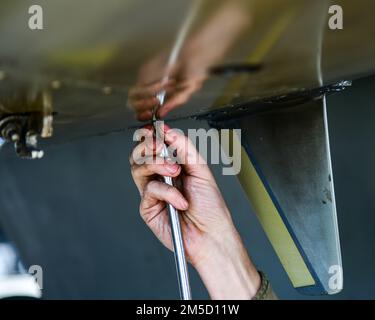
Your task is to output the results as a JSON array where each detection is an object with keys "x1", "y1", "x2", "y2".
[{"x1": 0, "y1": 75, "x2": 374, "y2": 299}]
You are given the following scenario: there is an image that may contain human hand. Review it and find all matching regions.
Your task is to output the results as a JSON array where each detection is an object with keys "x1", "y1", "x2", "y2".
[
  {"x1": 127, "y1": 58, "x2": 207, "y2": 121},
  {"x1": 130, "y1": 126, "x2": 261, "y2": 299}
]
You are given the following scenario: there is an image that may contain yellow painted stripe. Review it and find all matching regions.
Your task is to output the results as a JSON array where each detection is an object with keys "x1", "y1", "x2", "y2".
[
  {"x1": 216, "y1": 5, "x2": 298, "y2": 106},
  {"x1": 247, "y1": 7, "x2": 297, "y2": 64},
  {"x1": 237, "y1": 140, "x2": 315, "y2": 287},
  {"x1": 216, "y1": 5, "x2": 315, "y2": 288},
  {"x1": 50, "y1": 46, "x2": 117, "y2": 68},
  {"x1": 219, "y1": 130, "x2": 315, "y2": 287}
]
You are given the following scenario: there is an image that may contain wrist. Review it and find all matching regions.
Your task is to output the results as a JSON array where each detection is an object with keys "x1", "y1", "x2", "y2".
[{"x1": 193, "y1": 226, "x2": 261, "y2": 300}]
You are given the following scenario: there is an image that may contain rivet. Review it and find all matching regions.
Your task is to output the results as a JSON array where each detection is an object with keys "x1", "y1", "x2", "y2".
[
  {"x1": 51, "y1": 80, "x2": 61, "y2": 90},
  {"x1": 102, "y1": 86, "x2": 112, "y2": 95}
]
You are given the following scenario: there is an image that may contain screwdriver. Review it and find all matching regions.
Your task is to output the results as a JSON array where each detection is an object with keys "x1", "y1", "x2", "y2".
[
  {"x1": 152, "y1": 92, "x2": 192, "y2": 300},
  {"x1": 150, "y1": 0, "x2": 202, "y2": 300}
]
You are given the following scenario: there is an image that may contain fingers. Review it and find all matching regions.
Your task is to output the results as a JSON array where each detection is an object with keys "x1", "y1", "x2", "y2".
[
  {"x1": 130, "y1": 125, "x2": 181, "y2": 193},
  {"x1": 141, "y1": 180, "x2": 189, "y2": 215},
  {"x1": 165, "y1": 128, "x2": 213, "y2": 179},
  {"x1": 130, "y1": 126, "x2": 170, "y2": 165},
  {"x1": 128, "y1": 79, "x2": 176, "y2": 121},
  {"x1": 130, "y1": 137, "x2": 163, "y2": 166},
  {"x1": 158, "y1": 79, "x2": 203, "y2": 118},
  {"x1": 131, "y1": 159, "x2": 182, "y2": 193},
  {"x1": 133, "y1": 160, "x2": 181, "y2": 179},
  {"x1": 128, "y1": 76, "x2": 205, "y2": 120},
  {"x1": 129, "y1": 79, "x2": 175, "y2": 101},
  {"x1": 136, "y1": 110, "x2": 153, "y2": 122},
  {"x1": 130, "y1": 96, "x2": 159, "y2": 112},
  {"x1": 130, "y1": 125, "x2": 213, "y2": 184}
]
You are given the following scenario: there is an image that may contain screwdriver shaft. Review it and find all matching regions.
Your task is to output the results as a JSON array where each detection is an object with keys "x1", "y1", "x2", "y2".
[{"x1": 160, "y1": 143, "x2": 192, "y2": 300}]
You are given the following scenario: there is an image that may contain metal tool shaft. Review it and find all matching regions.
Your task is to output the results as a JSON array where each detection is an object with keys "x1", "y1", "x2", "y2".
[
  {"x1": 153, "y1": 109, "x2": 191, "y2": 299},
  {"x1": 160, "y1": 144, "x2": 192, "y2": 300},
  {"x1": 153, "y1": 94, "x2": 191, "y2": 299},
  {"x1": 151, "y1": 2, "x2": 201, "y2": 299}
]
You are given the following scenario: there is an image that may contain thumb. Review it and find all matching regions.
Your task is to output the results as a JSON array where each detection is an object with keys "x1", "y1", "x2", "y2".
[{"x1": 164, "y1": 128, "x2": 214, "y2": 180}]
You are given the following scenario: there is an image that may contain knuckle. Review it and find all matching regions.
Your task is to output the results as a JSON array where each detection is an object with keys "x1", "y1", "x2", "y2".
[
  {"x1": 139, "y1": 202, "x2": 147, "y2": 220},
  {"x1": 166, "y1": 184, "x2": 178, "y2": 197},
  {"x1": 145, "y1": 180, "x2": 158, "y2": 193}
]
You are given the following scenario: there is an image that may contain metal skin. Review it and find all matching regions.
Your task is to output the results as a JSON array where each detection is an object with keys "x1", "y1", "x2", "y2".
[
  {"x1": 0, "y1": 0, "x2": 375, "y2": 297},
  {"x1": 0, "y1": 0, "x2": 374, "y2": 140},
  {"x1": 211, "y1": 96, "x2": 342, "y2": 295}
]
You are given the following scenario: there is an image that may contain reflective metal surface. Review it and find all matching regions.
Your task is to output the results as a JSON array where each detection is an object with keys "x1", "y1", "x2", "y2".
[
  {"x1": 0, "y1": 0, "x2": 374, "y2": 147},
  {"x1": 216, "y1": 96, "x2": 342, "y2": 294}
]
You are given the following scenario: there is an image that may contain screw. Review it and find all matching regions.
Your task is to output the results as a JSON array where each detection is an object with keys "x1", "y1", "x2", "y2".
[
  {"x1": 102, "y1": 86, "x2": 112, "y2": 95},
  {"x1": 10, "y1": 133, "x2": 20, "y2": 142},
  {"x1": 51, "y1": 80, "x2": 61, "y2": 90},
  {"x1": 31, "y1": 150, "x2": 44, "y2": 159}
]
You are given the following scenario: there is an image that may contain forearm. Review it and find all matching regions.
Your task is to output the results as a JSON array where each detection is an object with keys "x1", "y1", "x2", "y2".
[{"x1": 193, "y1": 226, "x2": 261, "y2": 300}]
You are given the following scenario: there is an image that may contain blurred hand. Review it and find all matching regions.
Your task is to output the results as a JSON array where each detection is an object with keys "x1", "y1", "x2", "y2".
[
  {"x1": 127, "y1": 53, "x2": 207, "y2": 121},
  {"x1": 130, "y1": 127, "x2": 261, "y2": 299},
  {"x1": 127, "y1": 1, "x2": 251, "y2": 121}
]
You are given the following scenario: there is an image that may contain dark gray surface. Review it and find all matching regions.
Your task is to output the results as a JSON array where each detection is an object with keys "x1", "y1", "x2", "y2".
[
  {"x1": 0, "y1": 76, "x2": 374, "y2": 299},
  {"x1": 236, "y1": 97, "x2": 341, "y2": 294}
]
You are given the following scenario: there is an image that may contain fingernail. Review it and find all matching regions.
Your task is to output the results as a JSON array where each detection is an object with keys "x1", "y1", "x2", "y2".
[
  {"x1": 166, "y1": 164, "x2": 179, "y2": 174},
  {"x1": 181, "y1": 199, "x2": 189, "y2": 210}
]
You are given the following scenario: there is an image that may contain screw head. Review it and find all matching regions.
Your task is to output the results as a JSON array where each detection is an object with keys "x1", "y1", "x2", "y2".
[
  {"x1": 31, "y1": 150, "x2": 44, "y2": 159},
  {"x1": 102, "y1": 86, "x2": 112, "y2": 95},
  {"x1": 51, "y1": 80, "x2": 61, "y2": 90},
  {"x1": 10, "y1": 133, "x2": 20, "y2": 142}
]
